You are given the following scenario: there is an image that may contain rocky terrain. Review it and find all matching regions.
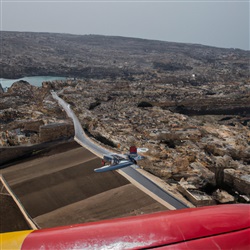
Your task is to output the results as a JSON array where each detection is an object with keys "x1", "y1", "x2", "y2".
[{"x1": 0, "y1": 31, "x2": 249, "y2": 206}]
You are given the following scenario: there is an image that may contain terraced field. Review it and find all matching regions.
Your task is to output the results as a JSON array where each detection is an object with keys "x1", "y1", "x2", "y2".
[{"x1": 1, "y1": 141, "x2": 167, "y2": 231}]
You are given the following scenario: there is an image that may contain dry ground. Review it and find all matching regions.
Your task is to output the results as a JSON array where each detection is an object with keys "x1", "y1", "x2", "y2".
[
  {"x1": 1, "y1": 141, "x2": 167, "y2": 232},
  {"x1": 0, "y1": 193, "x2": 30, "y2": 233}
]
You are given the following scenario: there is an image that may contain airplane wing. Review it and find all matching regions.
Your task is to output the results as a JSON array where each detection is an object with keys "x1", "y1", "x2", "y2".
[
  {"x1": 94, "y1": 160, "x2": 134, "y2": 173},
  {"x1": 2, "y1": 204, "x2": 249, "y2": 249},
  {"x1": 132, "y1": 155, "x2": 144, "y2": 161}
]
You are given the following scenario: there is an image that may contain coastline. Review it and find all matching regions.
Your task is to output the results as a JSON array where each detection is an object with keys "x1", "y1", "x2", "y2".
[{"x1": 0, "y1": 76, "x2": 67, "y2": 89}]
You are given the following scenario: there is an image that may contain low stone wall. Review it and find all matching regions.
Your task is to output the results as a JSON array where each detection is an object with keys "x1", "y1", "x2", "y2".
[
  {"x1": 0, "y1": 146, "x2": 38, "y2": 167},
  {"x1": 224, "y1": 169, "x2": 250, "y2": 195},
  {"x1": 39, "y1": 123, "x2": 74, "y2": 143},
  {"x1": 178, "y1": 183, "x2": 216, "y2": 207},
  {"x1": 24, "y1": 120, "x2": 44, "y2": 133},
  {"x1": 0, "y1": 140, "x2": 73, "y2": 167}
]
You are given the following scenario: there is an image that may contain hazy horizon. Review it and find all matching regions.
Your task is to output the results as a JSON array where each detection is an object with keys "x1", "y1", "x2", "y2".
[{"x1": 1, "y1": 0, "x2": 249, "y2": 50}]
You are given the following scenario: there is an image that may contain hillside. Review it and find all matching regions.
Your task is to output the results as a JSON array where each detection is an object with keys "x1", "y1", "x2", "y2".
[
  {"x1": 0, "y1": 31, "x2": 249, "y2": 81},
  {"x1": 0, "y1": 31, "x2": 249, "y2": 207}
]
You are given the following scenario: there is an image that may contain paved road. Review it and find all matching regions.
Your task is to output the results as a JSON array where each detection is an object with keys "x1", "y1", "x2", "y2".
[
  {"x1": 52, "y1": 92, "x2": 188, "y2": 209},
  {"x1": 52, "y1": 92, "x2": 110, "y2": 157}
]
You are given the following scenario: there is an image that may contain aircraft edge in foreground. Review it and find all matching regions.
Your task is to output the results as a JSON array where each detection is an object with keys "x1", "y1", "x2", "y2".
[{"x1": 1, "y1": 204, "x2": 249, "y2": 249}]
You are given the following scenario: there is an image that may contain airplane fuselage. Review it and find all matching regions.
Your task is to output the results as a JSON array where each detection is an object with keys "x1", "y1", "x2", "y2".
[{"x1": 95, "y1": 146, "x2": 145, "y2": 173}]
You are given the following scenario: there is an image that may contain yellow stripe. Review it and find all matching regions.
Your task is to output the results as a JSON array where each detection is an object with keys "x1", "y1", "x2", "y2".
[{"x1": 0, "y1": 230, "x2": 33, "y2": 250}]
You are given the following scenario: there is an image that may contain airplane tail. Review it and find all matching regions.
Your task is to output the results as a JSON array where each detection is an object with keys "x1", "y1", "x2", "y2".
[
  {"x1": 129, "y1": 146, "x2": 145, "y2": 161},
  {"x1": 128, "y1": 146, "x2": 145, "y2": 163},
  {"x1": 129, "y1": 146, "x2": 137, "y2": 155}
]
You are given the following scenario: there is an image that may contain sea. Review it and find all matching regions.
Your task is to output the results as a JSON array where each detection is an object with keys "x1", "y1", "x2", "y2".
[{"x1": 0, "y1": 76, "x2": 67, "y2": 90}]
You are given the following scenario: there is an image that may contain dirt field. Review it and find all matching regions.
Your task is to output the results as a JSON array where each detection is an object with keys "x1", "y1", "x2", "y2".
[
  {"x1": 1, "y1": 141, "x2": 168, "y2": 232},
  {"x1": 0, "y1": 193, "x2": 30, "y2": 233}
]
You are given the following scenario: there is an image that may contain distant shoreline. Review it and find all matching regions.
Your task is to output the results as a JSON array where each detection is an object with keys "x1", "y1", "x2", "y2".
[{"x1": 0, "y1": 76, "x2": 67, "y2": 89}]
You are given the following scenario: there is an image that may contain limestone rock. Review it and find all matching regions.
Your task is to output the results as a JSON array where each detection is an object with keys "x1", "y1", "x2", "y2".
[
  {"x1": 0, "y1": 108, "x2": 21, "y2": 123},
  {"x1": 172, "y1": 157, "x2": 190, "y2": 174},
  {"x1": 178, "y1": 179, "x2": 216, "y2": 206},
  {"x1": 8, "y1": 80, "x2": 36, "y2": 97},
  {"x1": 212, "y1": 189, "x2": 235, "y2": 203},
  {"x1": 190, "y1": 162, "x2": 216, "y2": 186}
]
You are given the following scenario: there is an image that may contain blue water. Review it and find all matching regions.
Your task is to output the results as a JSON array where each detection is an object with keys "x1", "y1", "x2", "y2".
[{"x1": 0, "y1": 76, "x2": 67, "y2": 89}]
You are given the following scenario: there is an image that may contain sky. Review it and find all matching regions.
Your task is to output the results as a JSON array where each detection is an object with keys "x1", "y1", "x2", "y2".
[{"x1": 0, "y1": 0, "x2": 249, "y2": 50}]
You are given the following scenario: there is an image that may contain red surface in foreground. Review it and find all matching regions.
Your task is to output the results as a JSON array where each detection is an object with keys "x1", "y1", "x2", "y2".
[{"x1": 22, "y1": 204, "x2": 250, "y2": 249}]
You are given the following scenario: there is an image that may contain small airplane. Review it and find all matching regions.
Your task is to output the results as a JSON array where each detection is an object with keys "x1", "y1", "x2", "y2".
[{"x1": 94, "y1": 146, "x2": 148, "y2": 173}]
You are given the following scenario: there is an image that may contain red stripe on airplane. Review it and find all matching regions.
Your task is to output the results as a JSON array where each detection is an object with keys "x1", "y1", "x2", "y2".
[{"x1": 21, "y1": 204, "x2": 250, "y2": 249}]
